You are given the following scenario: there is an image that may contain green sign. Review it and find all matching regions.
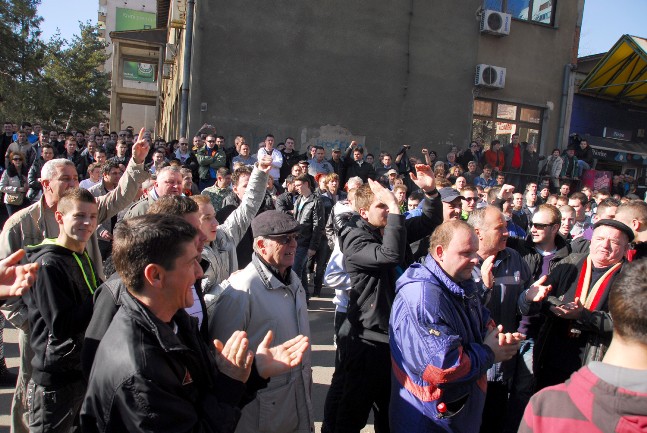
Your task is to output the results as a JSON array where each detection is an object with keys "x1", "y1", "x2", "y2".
[
  {"x1": 115, "y1": 8, "x2": 157, "y2": 83},
  {"x1": 115, "y1": 8, "x2": 155, "y2": 31}
]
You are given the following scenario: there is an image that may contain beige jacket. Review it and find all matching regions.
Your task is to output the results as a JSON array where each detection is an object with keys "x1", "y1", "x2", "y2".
[
  {"x1": 0, "y1": 158, "x2": 149, "y2": 328},
  {"x1": 208, "y1": 256, "x2": 313, "y2": 433}
]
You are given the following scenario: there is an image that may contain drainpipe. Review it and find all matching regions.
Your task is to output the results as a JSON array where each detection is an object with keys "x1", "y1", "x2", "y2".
[
  {"x1": 557, "y1": 63, "x2": 575, "y2": 150},
  {"x1": 179, "y1": 0, "x2": 195, "y2": 138}
]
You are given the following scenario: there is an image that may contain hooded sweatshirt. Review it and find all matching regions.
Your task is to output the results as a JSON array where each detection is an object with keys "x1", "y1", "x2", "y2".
[
  {"x1": 25, "y1": 240, "x2": 99, "y2": 386},
  {"x1": 520, "y1": 364, "x2": 647, "y2": 432}
]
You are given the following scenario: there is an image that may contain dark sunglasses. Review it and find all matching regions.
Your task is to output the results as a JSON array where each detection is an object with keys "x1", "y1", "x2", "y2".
[
  {"x1": 530, "y1": 222, "x2": 556, "y2": 230},
  {"x1": 266, "y1": 233, "x2": 299, "y2": 245}
]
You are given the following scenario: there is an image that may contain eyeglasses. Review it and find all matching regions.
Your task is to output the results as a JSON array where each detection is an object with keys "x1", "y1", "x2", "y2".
[
  {"x1": 266, "y1": 233, "x2": 299, "y2": 245},
  {"x1": 463, "y1": 197, "x2": 477, "y2": 202},
  {"x1": 530, "y1": 222, "x2": 556, "y2": 230},
  {"x1": 207, "y1": 140, "x2": 216, "y2": 143}
]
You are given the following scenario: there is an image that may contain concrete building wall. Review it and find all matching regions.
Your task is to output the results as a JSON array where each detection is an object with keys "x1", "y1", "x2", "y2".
[
  {"x1": 187, "y1": 0, "x2": 482, "y2": 154},
  {"x1": 161, "y1": 0, "x2": 583, "y2": 156}
]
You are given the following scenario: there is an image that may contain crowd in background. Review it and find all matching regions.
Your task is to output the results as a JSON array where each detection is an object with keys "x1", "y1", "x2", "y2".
[{"x1": 0, "y1": 119, "x2": 645, "y2": 433}]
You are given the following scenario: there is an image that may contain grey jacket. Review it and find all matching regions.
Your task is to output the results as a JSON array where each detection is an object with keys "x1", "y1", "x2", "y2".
[
  {"x1": 0, "y1": 158, "x2": 149, "y2": 329},
  {"x1": 207, "y1": 255, "x2": 313, "y2": 433},
  {"x1": 201, "y1": 167, "x2": 269, "y2": 298}
]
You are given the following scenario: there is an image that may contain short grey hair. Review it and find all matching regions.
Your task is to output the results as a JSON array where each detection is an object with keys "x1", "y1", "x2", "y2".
[
  {"x1": 41, "y1": 158, "x2": 76, "y2": 180},
  {"x1": 156, "y1": 165, "x2": 182, "y2": 179},
  {"x1": 345, "y1": 176, "x2": 363, "y2": 191},
  {"x1": 467, "y1": 206, "x2": 501, "y2": 229}
]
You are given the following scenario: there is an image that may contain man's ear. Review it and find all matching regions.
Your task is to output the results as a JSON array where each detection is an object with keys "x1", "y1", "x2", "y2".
[
  {"x1": 255, "y1": 237, "x2": 266, "y2": 253},
  {"x1": 143, "y1": 263, "x2": 164, "y2": 289},
  {"x1": 435, "y1": 245, "x2": 444, "y2": 261},
  {"x1": 54, "y1": 210, "x2": 63, "y2": 225},
  {"x1": 358, "y1": 208, "x2": 368, "y2": 220},
  {"x1": 474, "y1": 227, "x2": 483, "y2": 240}
]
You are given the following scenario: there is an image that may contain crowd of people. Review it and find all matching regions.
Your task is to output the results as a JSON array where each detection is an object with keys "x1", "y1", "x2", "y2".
[{"x1": 0, "y1": 120, "x2": 645, "y2": 433}]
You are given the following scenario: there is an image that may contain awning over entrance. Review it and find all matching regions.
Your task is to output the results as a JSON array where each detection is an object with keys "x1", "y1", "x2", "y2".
[
  {"x1": 579, "y1": 35, "x2": 647, "y2": 103},
  {"x1": 585, "y1": 135, "x2": 647, "y2": 165}
]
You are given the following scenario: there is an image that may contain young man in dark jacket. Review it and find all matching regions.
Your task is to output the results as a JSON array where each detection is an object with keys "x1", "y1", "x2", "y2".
[
  {"x1": 292, "y1": 174, "x2": 325, "y2": 297},
  {"x1": 25, "y1": 188, "x2": 101, "y2": 432},
  {"x1": 323, "y1": 165, "x2": 441, "y2": 433}
]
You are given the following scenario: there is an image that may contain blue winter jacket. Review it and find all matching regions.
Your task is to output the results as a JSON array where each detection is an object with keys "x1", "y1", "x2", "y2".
[{"x1": 389, "y1": 255, "x2": 495, "y2": 433}]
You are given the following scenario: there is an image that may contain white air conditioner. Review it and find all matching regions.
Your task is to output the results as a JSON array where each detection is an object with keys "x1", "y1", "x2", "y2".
[
  {"x1": 475, "y1": 64, "x2": 506, "y2": 89},
  {"x1": 480, "y1": 10, "x2": 511, "y2": 36}
]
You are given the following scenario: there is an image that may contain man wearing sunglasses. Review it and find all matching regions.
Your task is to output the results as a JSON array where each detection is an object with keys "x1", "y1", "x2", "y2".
[
  {"x1": 504, "y1": 203, "x2": 572, "y2": 431},
  {"x1": 460, "y1": 185, "x2": 479, "y2": 220},
  {"x1": 209, "y1": 210, "x2": 313, "y2": 433},
  {"x1": 196, "y1": 134, "x2": 227, "y2": 190}
]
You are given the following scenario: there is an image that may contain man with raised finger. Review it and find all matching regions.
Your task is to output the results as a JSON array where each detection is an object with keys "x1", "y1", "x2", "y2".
[{"x1": 0, "y1": 128, "x2": 151, "y2": 433}]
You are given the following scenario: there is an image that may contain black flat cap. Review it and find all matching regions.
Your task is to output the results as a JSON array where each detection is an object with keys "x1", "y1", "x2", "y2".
[
  {"x1": 592, "y1": 219, "x2": 634, "y2": 243},
  {"x1": 252, "y1": 210, "x2": 299, "y2": 238}
]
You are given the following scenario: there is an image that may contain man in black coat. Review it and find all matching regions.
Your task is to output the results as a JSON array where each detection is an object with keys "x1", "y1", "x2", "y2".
[
  {"x1": 522, "y1": 219, "x2": 633, "y2": 391},
  {"x1": 342, "y1": 141, "x2": 375, "y2": 185},
  {"x1": 80, "y1": 214, "x2": 308, "y2": 433}
]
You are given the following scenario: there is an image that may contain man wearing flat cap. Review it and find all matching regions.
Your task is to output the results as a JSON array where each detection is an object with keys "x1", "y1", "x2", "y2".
[
  {"x1": 521, "y1": 218, "x2": 634, "y2": 390},
  {"x1": 208, "y1": 210, "x2": 313, "y2": 433}
]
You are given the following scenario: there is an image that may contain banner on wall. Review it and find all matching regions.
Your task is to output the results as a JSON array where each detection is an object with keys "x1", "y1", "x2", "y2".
[
  {"x1": 115, "y1": 8, "x2": 157, "y2": 83},
  {"x1": 581, "y1": 169, "x2": 612, "y2": 191}
]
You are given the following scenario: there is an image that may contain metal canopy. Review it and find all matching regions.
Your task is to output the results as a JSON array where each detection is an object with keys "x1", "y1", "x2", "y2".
[{"x1": 579, "y1": 35, "x2": 647, "y2": 103}]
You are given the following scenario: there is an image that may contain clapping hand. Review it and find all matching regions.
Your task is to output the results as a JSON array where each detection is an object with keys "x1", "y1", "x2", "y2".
[
  {"x1": 213, "y1": 330, "x2": 254, "y2": 383},
  {"x1": 480, "y1": 255, "x2": 495, "y2": 289},
  {"x1": 484, "y1": 324, "x2": 525, "y2": 363},
  {"x1": 409, "y1": 164, "x2": 436, "y2": 192},
  {"x1": 367, "y1": 179, "x2": 400, "y2": 213},
  {"x1": 0, "y1": 250, "x2": 39, "y2": 298},
  {"x1": 255, "y1": 331, "x2": 309, "y2": 379},
  {"x1": 525, "y1": 275, "x2": 552, "y2": 302}
]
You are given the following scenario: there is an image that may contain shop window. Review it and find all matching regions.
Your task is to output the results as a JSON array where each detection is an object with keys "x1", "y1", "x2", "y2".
[
  {"x1": 483, "y1": 0, "x2": 555, "y2": 26},
  {"x1": 472, "y1": 98, "x2": 543, "y2": 147},
  {"x1": 474, "y1": 100, "x2": 493, "y2": 117}
]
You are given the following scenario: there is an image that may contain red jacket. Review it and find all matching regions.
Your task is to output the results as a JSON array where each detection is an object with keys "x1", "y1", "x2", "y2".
[{"x1": 483, "y1": 149, "x2": 504, "y2": 171}]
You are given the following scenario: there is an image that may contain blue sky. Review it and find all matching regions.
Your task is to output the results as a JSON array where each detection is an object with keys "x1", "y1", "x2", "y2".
[{"x1": 38, "y1": 0, "x2": 647, "y2": 56}]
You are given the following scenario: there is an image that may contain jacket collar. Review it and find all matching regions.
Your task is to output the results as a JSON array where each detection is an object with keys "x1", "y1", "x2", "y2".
[
  {"x1": 252, "y1": 253, "x2": 297, "y2": 294},
  {"x1": 423, "y1": 255, "x2": 477, "y2": 298},
  {"x1": 120, "y1": 289, "x2": 195, "y2": 353}
]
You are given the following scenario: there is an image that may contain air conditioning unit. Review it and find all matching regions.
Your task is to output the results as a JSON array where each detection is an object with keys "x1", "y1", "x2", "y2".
[
  {"x1": 475, "y1": 64, "x2": 506, "y2": 89},
  {"x1": 480, "y1": 10, "x2": 511, "y2": 36}
]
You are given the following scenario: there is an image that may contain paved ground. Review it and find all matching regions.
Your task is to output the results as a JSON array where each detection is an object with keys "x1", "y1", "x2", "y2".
[{"x1": 0, "y1": 294, "x2": 374, "y2": 433}]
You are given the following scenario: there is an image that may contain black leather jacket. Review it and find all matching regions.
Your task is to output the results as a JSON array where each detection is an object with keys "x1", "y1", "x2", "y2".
[{"x1": 80, "y1": 290, "x2": 246, "y2": 433}]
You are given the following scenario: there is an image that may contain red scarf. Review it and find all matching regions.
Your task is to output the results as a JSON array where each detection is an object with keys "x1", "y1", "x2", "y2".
[{"x1": 574, "y1": 257, "x2": 622, "y2": 310}]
